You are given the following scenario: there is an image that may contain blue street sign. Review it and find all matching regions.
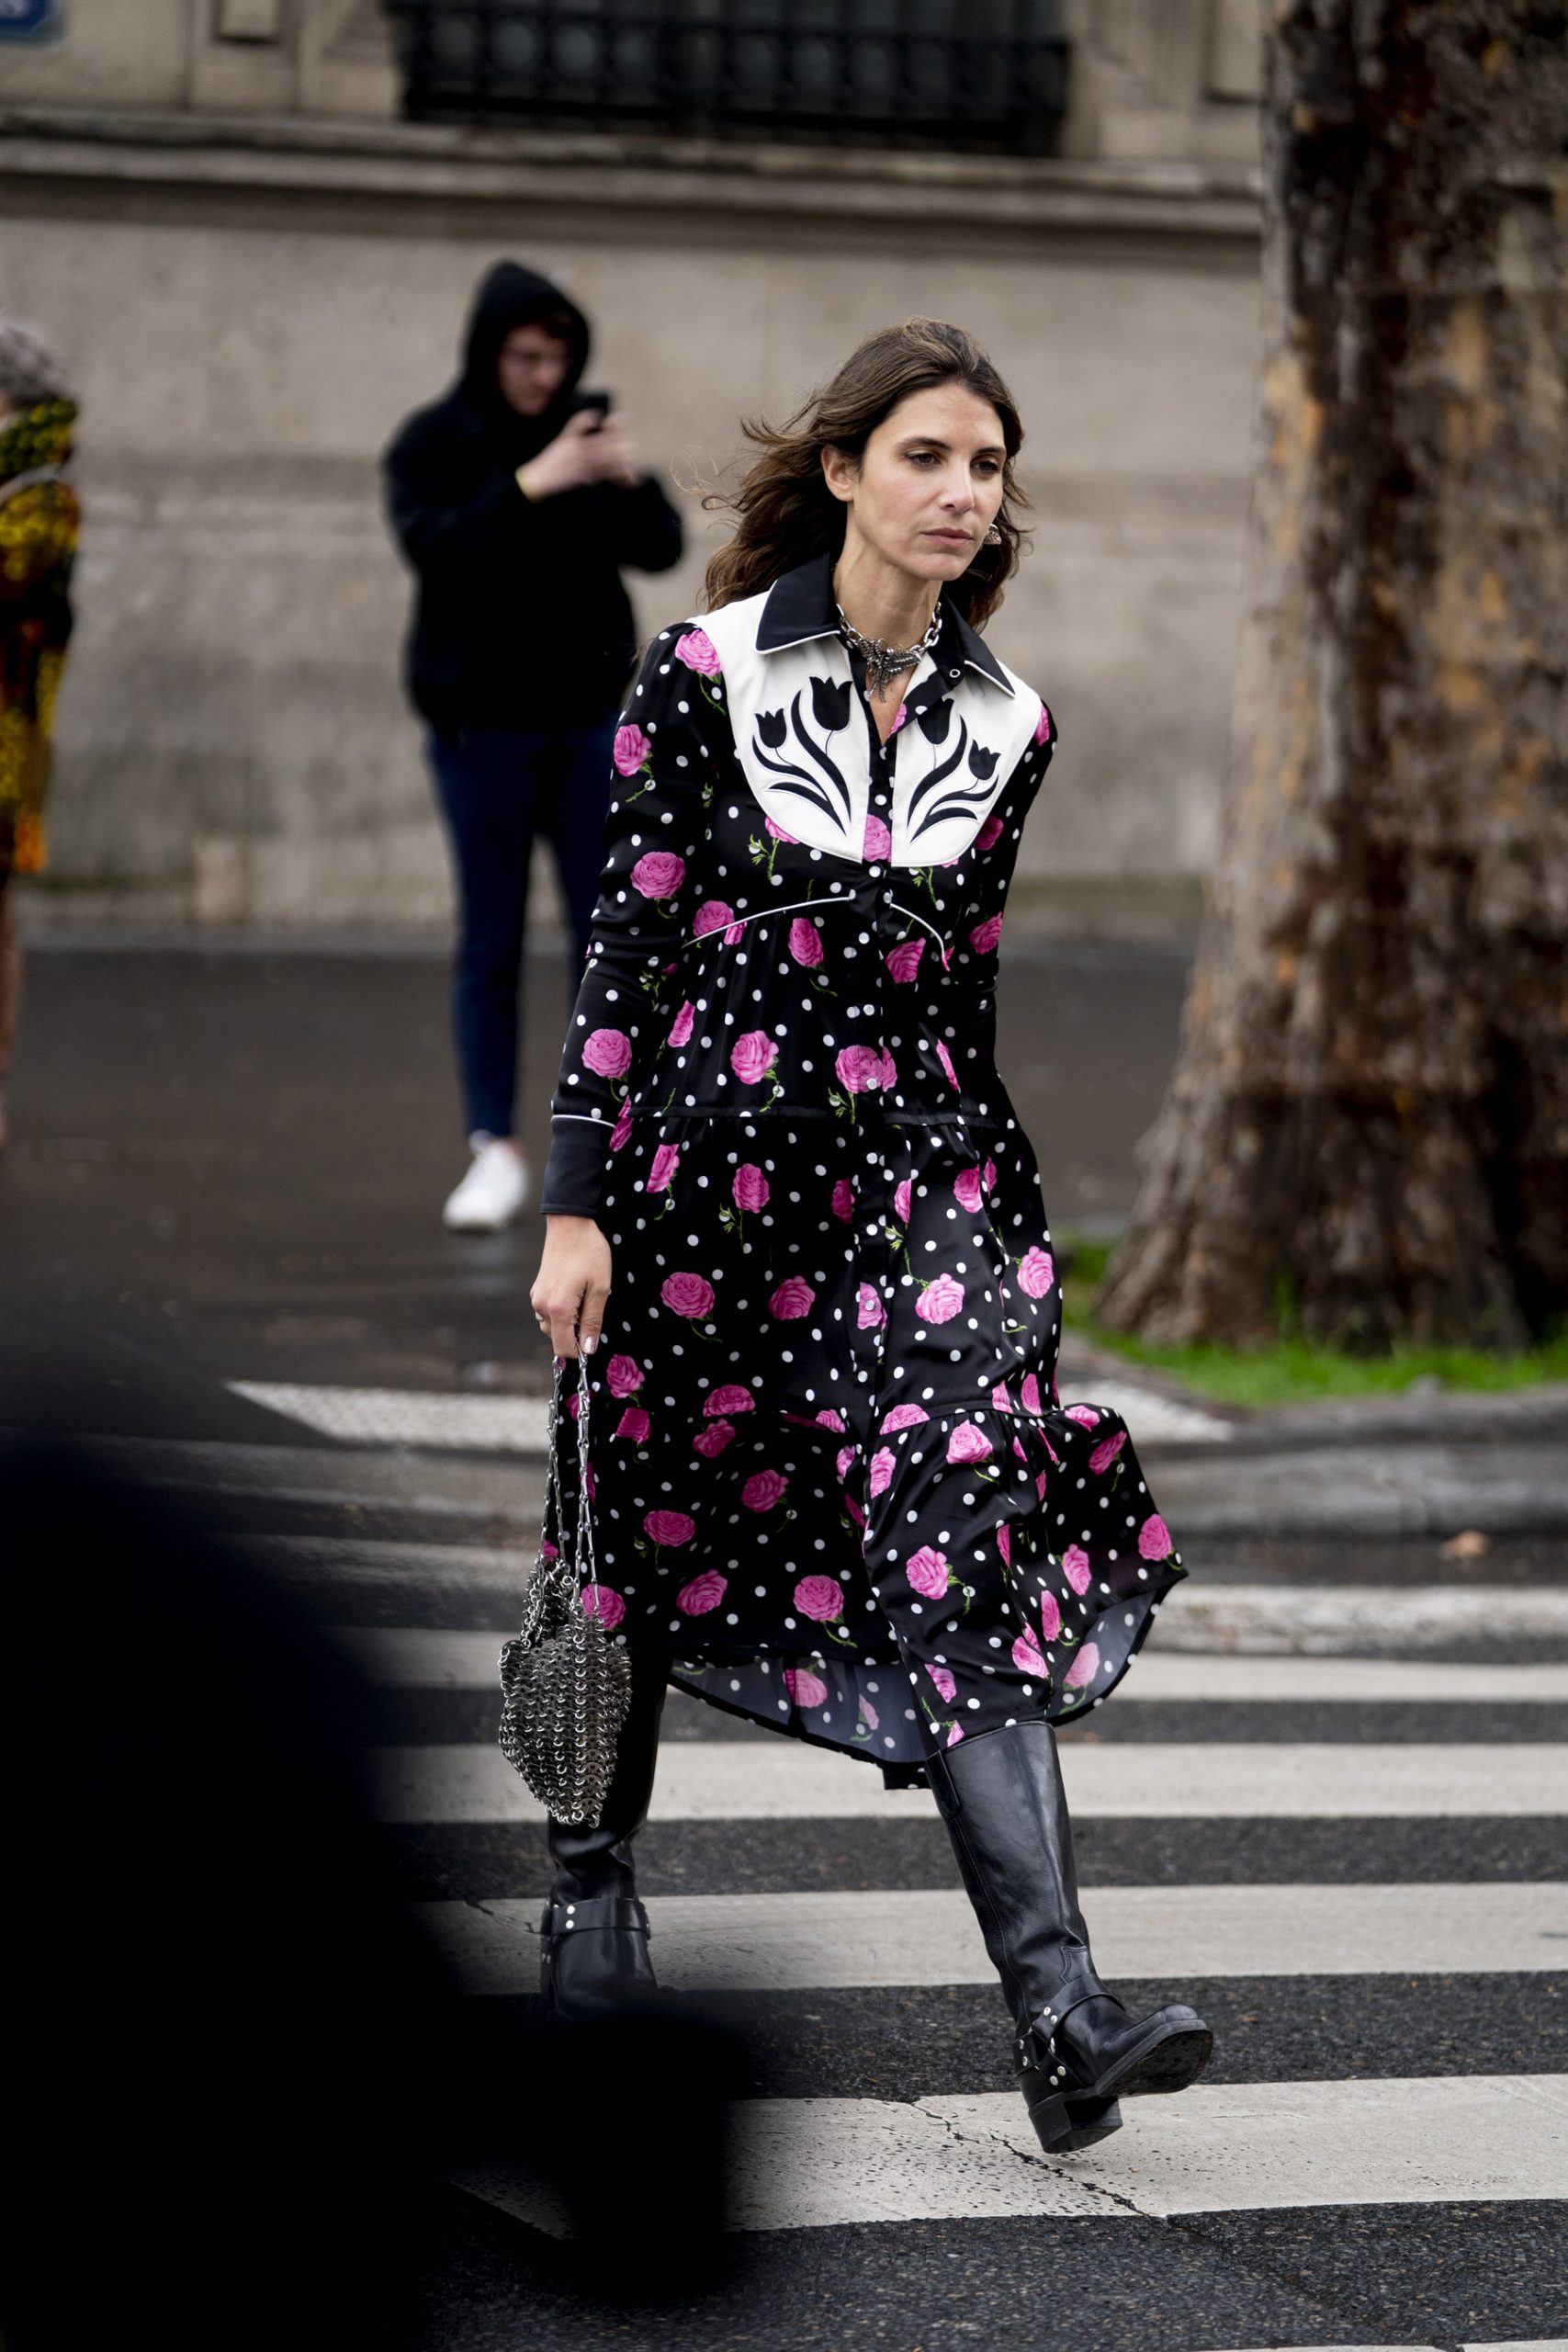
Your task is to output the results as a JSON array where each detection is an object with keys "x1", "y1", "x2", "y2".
[{"x1": 0, "y1": 0, "x2": 65, "y2": 41}]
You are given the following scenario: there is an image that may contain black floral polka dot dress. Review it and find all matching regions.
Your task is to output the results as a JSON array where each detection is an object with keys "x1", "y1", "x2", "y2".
[{"x1": 540, "y1": 552, "x2": 1187, "y2": 1785}]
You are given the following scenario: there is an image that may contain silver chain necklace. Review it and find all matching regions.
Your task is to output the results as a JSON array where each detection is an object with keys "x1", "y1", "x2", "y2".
[{"x1": 836, "y1": 600, "x2": 942, "y2": 697}]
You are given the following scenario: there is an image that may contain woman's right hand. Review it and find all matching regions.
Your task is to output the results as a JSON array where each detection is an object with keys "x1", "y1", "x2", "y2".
[{"x1": 531, "y1": 1216, "x2": 613, "y2": 1360}]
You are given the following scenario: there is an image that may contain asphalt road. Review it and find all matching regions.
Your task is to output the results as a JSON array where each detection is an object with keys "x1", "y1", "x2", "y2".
[
  {"x1": 4, "y1": 937, "x2": 1563, "y2": 2349},
  {"x1": 2, "y1": 934, "x2": 1187, "y2": 1408}
]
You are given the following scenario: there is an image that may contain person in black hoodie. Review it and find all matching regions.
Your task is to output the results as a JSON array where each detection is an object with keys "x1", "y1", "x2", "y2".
[{"x1": 386, "y1": 261, "x2": 682, "y2": 1232}]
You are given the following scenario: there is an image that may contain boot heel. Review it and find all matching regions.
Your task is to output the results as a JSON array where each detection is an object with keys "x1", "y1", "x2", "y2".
[
  {"x1": 1022, "y1": 2081, "x2": 1073, "y2": 2154},
  {"x1": 1061, "y1": 2094, "x2": 1122, "y2": 2150}
]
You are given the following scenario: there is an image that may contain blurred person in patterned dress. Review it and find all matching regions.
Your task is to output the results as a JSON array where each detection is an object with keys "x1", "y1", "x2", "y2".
[{"x1": 0, "y1": 321, "x2": 78, "y2": 1150}]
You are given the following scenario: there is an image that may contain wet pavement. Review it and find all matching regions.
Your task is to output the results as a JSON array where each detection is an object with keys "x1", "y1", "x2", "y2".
[{"x1": 1, "y1": 932, "x2": 1189, "y2": 1414}]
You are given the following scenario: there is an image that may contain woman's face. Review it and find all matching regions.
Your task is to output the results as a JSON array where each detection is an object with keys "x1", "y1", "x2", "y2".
[{"x1": 824, "y1": 382, "x2": 1009, "y2": 583}]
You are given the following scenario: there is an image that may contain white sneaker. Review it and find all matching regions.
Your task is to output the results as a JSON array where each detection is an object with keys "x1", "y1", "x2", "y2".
[{"x1": 442, "y1": 1138, "x2": 529, "y2": 1233}]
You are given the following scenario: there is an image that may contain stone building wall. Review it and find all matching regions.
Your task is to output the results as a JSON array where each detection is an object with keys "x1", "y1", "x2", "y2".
[{"x1": 0, "y1": 1, "x2": 1264, "y2": 932}]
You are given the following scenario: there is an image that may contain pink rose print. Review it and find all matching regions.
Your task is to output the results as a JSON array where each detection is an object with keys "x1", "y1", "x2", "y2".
[
  {"x1": 983, "y1": 1159, "x2": 998, "y2": 1193},
  {"x1": 693, "y1": 899, "x2": 734, "y2": 936},
  {"x1": 927, "y1": 1664, "x2": 958, "y2": 1702},
  {"x1": 860, "y1": 1696, "x2": 881, "y2": 1730},
  {"x1": 1066, "y1": 1405, "x2": 1100, "y2": 1429},
  {"x1": 879, "y1": 1047, "x2": 898, "y2": 1091},
  {"x1": 1034, "y1": 704, "x2": 1053, "y2": 745},
  {"x1": 1063, "y1": 1544, "x2": 1093, "y2": 1595},
  {"x1": 742, "y1": 1467, "x2": 790, "y2": 1512},
  {"x1": 1139, "y1": 1514, "x2": 1174, "y2": 1561},
  {"x1": 605, "y1": 1354, "x2": 643, "y2": 1398},
  {"x1": 917, "y1": 1272, "x2": 964, "y2": 1325},
  {"x1": 643, "y1": 1510, "x2": 695, "y2": 1548},
  {"x1": 953, "y1": 1166, "x2": 984, "y2": 1213},
  {"x1": 1040, "y1": 1590, "x2": 1062, "y2": 1641},
  {"x1": 764, "y1": 817, "x2": 797, "y2": 843},
  {"x1": 993, "y1": 1380, "x2": 1014, "y2": 1414},
  {"x1": 677, "y1": 1569, "x2": 728, "y2": 1613},
  {"x1": 881, "y1": 1402, "x2": 929, "y2": 1432},
  {"x1": 946, "y1": 1723, "x2": 965, "y2": 1747},
  {"x1": 729, "y1": 1030, "x2": 778, "y2": 1085},
  {"x1": 976, "y1": 814, "x2": 1004, "y2": 852},
  {"x1": 830, "y1": 1178, "x2": 855, "y2": 1221},
  {"x1": 661, "y1": 1271, "x2": 715, "y2": 1318},
  {"x1": 788, "y1": 917, "x2": 824, "y2": 968},
  {"x1": 784, "y1": 1667, "x2": 829, "y2": 1709},
  {"x1": 935, "y1": 1039, "x2": 959, "y2": 1090},
  {"x1": 1064, "y1": 1642, "x2": 1100, "y2": 1690},
  {"x1": 692, "y1": 1419, "x2": 735, "y2": 1458},
  {"x1": 969, "y1": 914, "x2": 1004, "y2": 956},
  {"x1": 769, "y1": 1276, "x2": 816, "y2": 1319},
  {"x1": 1012, "y1": 1631, "x2": 1048, "y2": 1677},
  {"x1": 907, "y1": 1545, "x2": 951, "y2": 1600},
  {"x1": 868, "y1": 1447, "x2": 897, "y2": 1497},
  {"x1": 892, "y1": 1180, "x2": 912, "y2": 1227},
  {"x1": 891, "y1": 702, "x2": 908, "y2": 734},
  {"x1": 794, "y1": 1574, "x2": 844, "y2": 1622},
  {"x1": 647, "y1": 1142, "x2": 681, "y2": 1193},
  {"x1": 836, "y1": 1445, "x2": 857, "y2": 1482},
  {"x1": 733, "y1": 1162, "x2": 770, "y2": 1212},
  {"x1": 1089, "y1": 1429, "x2": 1127, "y2": 1475},
  {"x1": 1021, "y1": 1374, "x2": 1044, "y2": 1415},
  {"x1": 856, "y1": 1283, "x2": 886, "y2": 1329},
  {"x1": 845, "y1": 1492, "x2": 865, "y2": 1529},
  {"x1": 674, "y1": 627, "x2": 722, "y2": 676},
  {"x1": 581, "y1": 1582, "x2": 626, "y2": 1630},
  {"x1": 835, "y1": 1045, "x2": 886, "y2": 1096},
  {"x1": 631, "y1": 850, "x2": 685, "y2": 899},
  {"x1": 946, "y1": 1421, "x2": 993, "y2": 1465},
  {"x1": 667, "y1": 1000, "x2": 695, "y2": 1048},
  {"x1": 1017, "y1": 1247, "x2": 1055, "y2": 1299},
  {"x1": 886, "y1": 939, "x2": 925, "y2": 984},
  {"x1": 582, "y1": 1027, "x2": 632, "y2": 1079},
  {"x1": 863, "y1": 814, "x2": 892, "y2": 860},
  {"x1": 997, "y1": 1521, "x2": 1011, "y2": 1566},
  {"x1": 725, "y1": 921, "x2": 744, "y2": 944},
  {"x1": 615, "y1": 1404, "x2": 650, "y2": 1442},
  {"x1": 613, "y1": 724, "x2": 649, "y2": 776},
  {"x1": 815, "y1": 1408, "x2": 848, "y2": 1431},
  {"x1": 705, "y1": 1384, "x2": 754, "y2": 1415}
]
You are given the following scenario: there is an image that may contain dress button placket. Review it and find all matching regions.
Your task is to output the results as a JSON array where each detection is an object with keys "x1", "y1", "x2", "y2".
[{"x1": 866, "y1": 732, "x2": 897, "y2": 1405}]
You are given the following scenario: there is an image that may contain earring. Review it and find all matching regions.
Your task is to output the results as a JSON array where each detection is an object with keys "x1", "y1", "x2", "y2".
[{"x1": 985, "y1": 524, "x2": 1003, "y2": 546}]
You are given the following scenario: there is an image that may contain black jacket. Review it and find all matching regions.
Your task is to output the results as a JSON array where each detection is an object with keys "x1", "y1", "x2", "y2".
[{"x1": 383, "y1": 261, "x2": 683, "y2": 731}]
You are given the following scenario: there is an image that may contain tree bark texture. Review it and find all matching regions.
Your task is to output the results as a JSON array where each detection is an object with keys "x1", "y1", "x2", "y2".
[{"x1": 1098, "y1": 0, "x2": 1568, "y2": 1352}]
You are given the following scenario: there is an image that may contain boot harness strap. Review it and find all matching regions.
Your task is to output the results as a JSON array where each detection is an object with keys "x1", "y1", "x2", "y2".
[
  {"x1": 1021, "y1": 1960, "x2": 1118, "y2": 2060},
  {"x1": 541, "y1": 1894, "x2": 651, "y2": 1941}
]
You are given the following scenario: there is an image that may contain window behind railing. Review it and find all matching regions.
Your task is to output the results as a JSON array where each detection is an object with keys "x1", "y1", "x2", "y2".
[{"x1": 382, "y1": 0, "x2": 1070, "y2": 156}]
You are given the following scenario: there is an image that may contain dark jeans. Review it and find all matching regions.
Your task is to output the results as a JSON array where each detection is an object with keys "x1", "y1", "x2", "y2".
[{"x1": 429, "y1": 720, "x2": 614, "y2": 1142}]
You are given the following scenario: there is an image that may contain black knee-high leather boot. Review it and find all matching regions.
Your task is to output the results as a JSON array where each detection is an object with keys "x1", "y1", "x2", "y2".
[
  {"x1": 539, "y1": 1662, "x2": 667, "y2": 2021},
  {"x1": 929, "y1": 1720, "x2": 1212, "y2": 2154}
]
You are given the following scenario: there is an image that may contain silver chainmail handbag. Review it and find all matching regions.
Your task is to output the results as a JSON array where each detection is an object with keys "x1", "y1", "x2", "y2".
[{"x1": 498, "y1": 1351, "x2": 631, "y2": 1826}]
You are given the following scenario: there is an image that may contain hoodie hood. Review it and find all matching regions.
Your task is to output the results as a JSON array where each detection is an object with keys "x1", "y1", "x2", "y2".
[{"x1": 458, "y1": 259, "x2": 591, "y2": 461}]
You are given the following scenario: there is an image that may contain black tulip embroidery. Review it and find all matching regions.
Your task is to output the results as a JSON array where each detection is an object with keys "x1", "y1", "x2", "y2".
[
  {"x1": 969, "y1": 745, "x2": 999, "y2": 779},
  {"x1": 810, "y1": 676, "x2": 852, "y2": 733},
  {"x1": 750, "y1": 674, "x2": 854, "y2": 842},
  {"x1": 758, "y1": 708, "x2": 788, "y2": 749}
]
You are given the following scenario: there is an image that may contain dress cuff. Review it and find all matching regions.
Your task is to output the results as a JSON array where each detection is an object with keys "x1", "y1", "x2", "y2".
[{"x1": 539, "y1": 1114, "x2": 614, "y2": 1216}]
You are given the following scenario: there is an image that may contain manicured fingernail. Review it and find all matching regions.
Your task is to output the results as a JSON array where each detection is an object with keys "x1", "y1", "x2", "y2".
[{"x1": 583, "y1": 1335, "x2": 597, "y2": 1354}]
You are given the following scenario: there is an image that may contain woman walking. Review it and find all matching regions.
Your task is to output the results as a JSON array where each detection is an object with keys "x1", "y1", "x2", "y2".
[
  {"x1": 0, "y1": 322, "x2": 78, "y2": 1151},
  {"x1": 528, "y1": 320, "x2": 1211, "y2": 2154}
]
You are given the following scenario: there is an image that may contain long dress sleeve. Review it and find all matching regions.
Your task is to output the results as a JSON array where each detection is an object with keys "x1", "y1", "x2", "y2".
[{"x1": 540, "y1": 627, "x2": 727, "y2": 1216}]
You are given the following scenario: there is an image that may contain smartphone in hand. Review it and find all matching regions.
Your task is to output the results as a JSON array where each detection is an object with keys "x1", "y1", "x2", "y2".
[{"x1": 573, "y1": 390, "x2": 614, "y2": 431}]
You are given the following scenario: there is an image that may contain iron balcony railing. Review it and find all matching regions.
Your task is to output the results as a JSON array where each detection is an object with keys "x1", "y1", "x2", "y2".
[{"x1": 383, "y1": 0, "x2": 1069, "y2": 155}]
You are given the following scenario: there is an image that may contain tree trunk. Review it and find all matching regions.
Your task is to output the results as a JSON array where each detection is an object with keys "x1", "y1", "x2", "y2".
[{"x1": 1098, "y1": 0, "x2": 1568, "y2": 1353}]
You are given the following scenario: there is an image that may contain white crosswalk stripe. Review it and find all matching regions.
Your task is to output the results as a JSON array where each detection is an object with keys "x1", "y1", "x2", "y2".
[
  {"x1": 457, "y1": 2075, "x2": 1568, "y2": 2232},
  {"x1": 423, "y1": 1882, "x2": 1568, "y2": 1994},
  {"x1": 371, "y1": 1737, "x2": 1568, "y2": 1823}
]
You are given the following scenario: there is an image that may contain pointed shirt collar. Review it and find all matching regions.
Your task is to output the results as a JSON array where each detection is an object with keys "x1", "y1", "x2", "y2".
[{"x1": 756, "y1": 551, "x2": 1014, "y2": 698}]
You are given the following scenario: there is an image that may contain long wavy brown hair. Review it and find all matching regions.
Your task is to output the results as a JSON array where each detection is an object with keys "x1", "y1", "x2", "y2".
[{"x1": 703, "y1": 319, "x2": 1029, "y2": 629}]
